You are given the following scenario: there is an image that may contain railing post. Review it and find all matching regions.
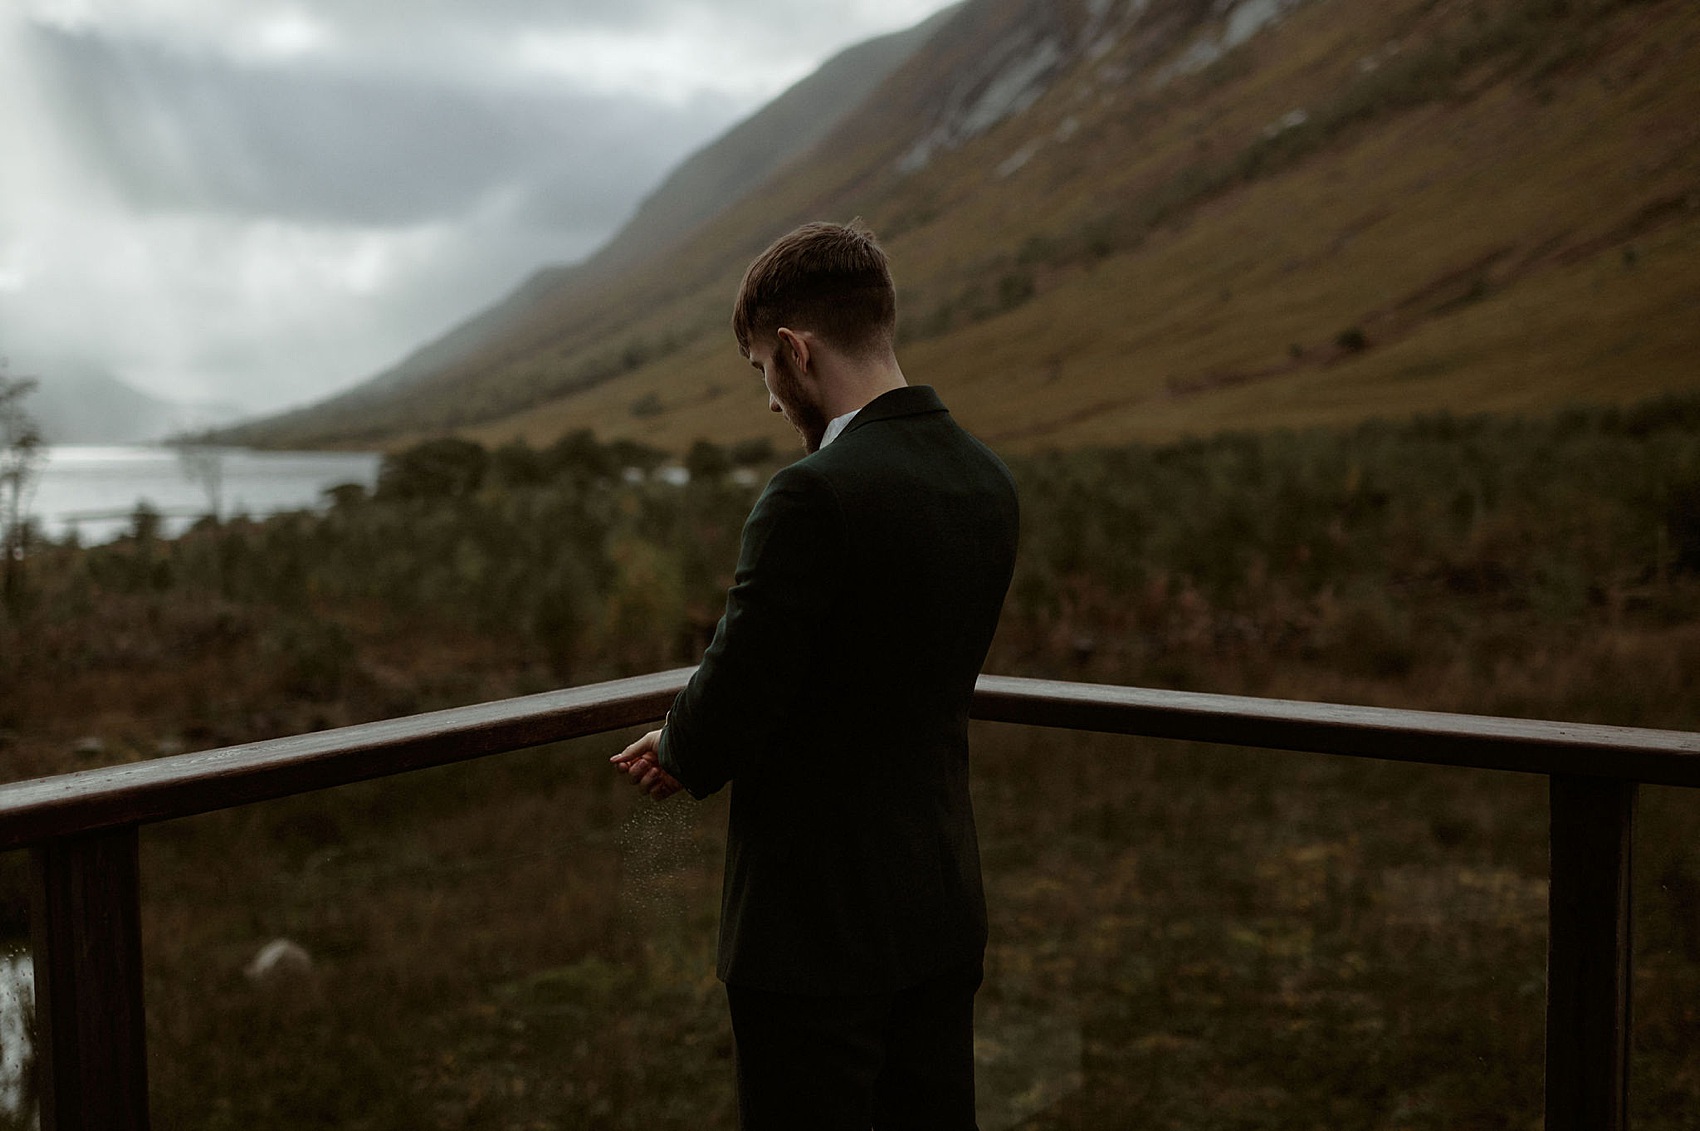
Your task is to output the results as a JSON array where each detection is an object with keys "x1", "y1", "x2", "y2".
[
  {"x1": 30, "y1": 825, "x2": 151, "y2": 1131},
  {"x1": 1545, "y1": 775, "x2": 1635, "y2": 1131}
]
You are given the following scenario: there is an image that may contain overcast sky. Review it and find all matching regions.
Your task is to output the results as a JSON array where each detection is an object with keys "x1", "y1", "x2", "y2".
[{"x1": 0, "y1": 0, "x2": 958, "y2": 415}]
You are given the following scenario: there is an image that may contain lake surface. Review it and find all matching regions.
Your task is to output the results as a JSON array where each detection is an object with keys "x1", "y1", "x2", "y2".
[{"x1": 32, "y1": 446, "x2": 383, "y2": 544}]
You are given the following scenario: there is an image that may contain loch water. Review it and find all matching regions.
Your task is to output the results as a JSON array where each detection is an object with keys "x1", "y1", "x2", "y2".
[{"x1": 32, "y1": 446, "x2": 382, "y2": 544}]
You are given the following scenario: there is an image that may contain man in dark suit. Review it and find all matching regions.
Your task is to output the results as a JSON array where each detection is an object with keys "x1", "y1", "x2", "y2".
[{"x1": 611, "y1": 221, "x2": 1018, "y2": 1131}]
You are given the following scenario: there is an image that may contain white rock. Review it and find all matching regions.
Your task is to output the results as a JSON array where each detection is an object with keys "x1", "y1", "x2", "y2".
[
  {"x1": 1262, "y1": 107, "x2": 1310, "y2": 137},
  {"x1": 898, "y1": 32, "x2": 1067, "y2": 174},
  {"x1": 997, "y1": 142, "x2": 1041, "y2": 178},
  {"x1": 245, "y1": 939, "x2": 312, "y2": 983},
  {"x1": 1152, "y1": 0, "x2": 1305, "y2": 89}
]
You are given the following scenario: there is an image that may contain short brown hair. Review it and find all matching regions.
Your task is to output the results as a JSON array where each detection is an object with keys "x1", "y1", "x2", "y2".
[{"x1": 732, "y1": 222, "x2": 897, "y2": 358}]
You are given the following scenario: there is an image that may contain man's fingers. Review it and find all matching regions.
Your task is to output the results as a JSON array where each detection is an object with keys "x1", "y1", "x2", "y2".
[
  {"x1": 608, "y1": 728, "x2": 680, "y2": 800},
  {"x1": 635, "y1": 762, "x2": 680, "y2": 798},
  {"x1": 611, "y1": 728, "x2": 663, "y2": 765}
]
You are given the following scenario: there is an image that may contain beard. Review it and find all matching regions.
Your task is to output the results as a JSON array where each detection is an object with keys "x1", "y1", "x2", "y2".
[{"x1": 770, "y1": 350, "x2": 830, "y2": 454}]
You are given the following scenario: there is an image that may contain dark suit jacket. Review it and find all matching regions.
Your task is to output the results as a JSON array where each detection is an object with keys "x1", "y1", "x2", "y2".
[{"x1": 657, "y1": 385, "x2": 1019, "y2": 994}]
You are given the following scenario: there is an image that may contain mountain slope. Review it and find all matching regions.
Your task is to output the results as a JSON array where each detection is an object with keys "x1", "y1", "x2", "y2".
[
  {"x1": 233, "y1": 0, "x2": 1700, "y2": 452},
  {"x1": 226, "y1": 7, "x2": 959, "y2": 443}
]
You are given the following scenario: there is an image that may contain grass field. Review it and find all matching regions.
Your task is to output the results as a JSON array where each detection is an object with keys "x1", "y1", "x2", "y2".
[{"x1": 3, "y1": 395, "x2": 1698, "y2": 1126}]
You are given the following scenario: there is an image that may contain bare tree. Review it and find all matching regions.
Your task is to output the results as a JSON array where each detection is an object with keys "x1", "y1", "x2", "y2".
[
  {"x1": 175, "y1": 442, "x2": 226, "y2": 521},
  {"x1": 0, "y1": 363, "x2": 44, "y2": 616}
]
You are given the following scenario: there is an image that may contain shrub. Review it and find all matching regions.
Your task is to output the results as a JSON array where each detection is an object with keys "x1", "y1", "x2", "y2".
[
  {"x1": 685, "y1": 440, "x2": 731, "y2": 483},
  {"x1": 377, "y1": 437, "x2": 489, "y2": 500},
  {"x1": 1336, "y1": 327, "x2": 1369, "y2": 353},
  {"x1": 728, "y1": 437, "x2": 775, "y2": 468}
]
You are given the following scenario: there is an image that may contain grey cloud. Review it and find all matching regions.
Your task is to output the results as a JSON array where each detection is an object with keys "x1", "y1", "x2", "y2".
[
  {"x1": 31, "y1": 25, "x2": 737, "y2": 227},
  {"x1": 208, "y1": 1, "x2": 931, "y2": 85},
  {"x1": 5, "y1": 1, "x2": 958, "y2": 414},
  {"x1": 294, "y1": 0, "x2": 800, "y2": 39}
]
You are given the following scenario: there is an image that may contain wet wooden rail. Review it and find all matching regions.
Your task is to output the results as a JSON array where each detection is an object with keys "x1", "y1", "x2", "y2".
[{"x1": 1, "y1": 668, "x2": 1695, "y2": 1130}]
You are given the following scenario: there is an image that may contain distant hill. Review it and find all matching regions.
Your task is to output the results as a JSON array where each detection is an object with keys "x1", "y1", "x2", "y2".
[
  {"x1": 21, "y1": 359, "x2": 243, "y2": 444},
  {"x1": 226, "y1": 0, "x2": 1700, "y2": 453}
]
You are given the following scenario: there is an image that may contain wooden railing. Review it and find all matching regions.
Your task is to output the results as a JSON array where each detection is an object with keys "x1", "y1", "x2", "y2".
[{"x1": 2, "y1": 668, "x2": 1696, "y2": 1131}]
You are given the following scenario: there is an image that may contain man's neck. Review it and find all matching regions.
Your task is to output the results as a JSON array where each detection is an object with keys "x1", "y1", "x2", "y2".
[{"x1": 818, "y1": 359, "x2": 907, "y2": 421}]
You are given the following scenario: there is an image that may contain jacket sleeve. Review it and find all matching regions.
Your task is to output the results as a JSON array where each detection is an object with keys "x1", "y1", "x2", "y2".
[{"x1": 657, "y1": 463, "x2": 846, "y2": 798}]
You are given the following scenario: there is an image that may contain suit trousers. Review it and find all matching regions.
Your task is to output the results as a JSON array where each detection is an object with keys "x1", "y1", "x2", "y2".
[{"x1": 724, "y1": 953, "x2": 983, "y2": 1131}]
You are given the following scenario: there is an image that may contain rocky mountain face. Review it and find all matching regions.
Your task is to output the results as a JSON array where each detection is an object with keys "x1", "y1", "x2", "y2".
[
  {"x1": 594, "y1": 4, "x2": 963, "y2": 277},
  {"x1": 228, "y1": 0, "x2": 1700, "y2": 451}
]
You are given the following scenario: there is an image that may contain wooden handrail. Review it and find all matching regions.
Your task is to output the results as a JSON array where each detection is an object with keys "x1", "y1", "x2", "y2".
[
  {"x1": 0, "y1": 667, "x2": 694, "y2": 852},
  {"x1": 5, "y1": 670, "x2": 1695, "y2": 1131},
  {"x1": 0, "y1": 671, "x2": 1695, "y2": 851},
  {"x1": 971, "y1": 676, "x2": 1700, "y2": 785}
]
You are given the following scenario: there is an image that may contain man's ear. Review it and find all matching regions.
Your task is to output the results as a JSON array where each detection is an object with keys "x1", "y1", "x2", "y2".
[{"x1": 775, "y1": 327, "x2": 812, "y2": 374}]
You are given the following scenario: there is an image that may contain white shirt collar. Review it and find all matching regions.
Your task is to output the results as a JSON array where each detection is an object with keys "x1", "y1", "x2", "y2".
[{"x1": 819, "y1": 408, "x2": 861, "y2": 449}]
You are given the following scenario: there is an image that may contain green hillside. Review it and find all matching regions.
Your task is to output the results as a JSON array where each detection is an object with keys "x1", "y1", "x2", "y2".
[{"x1": 228, "y1": 0, "x2": 1700, "y2": 453}]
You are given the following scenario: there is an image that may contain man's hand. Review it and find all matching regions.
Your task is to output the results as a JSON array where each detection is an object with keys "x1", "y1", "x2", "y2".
[{"x1": 610, "y1": 728, "x2": 683, "y2": 801}]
